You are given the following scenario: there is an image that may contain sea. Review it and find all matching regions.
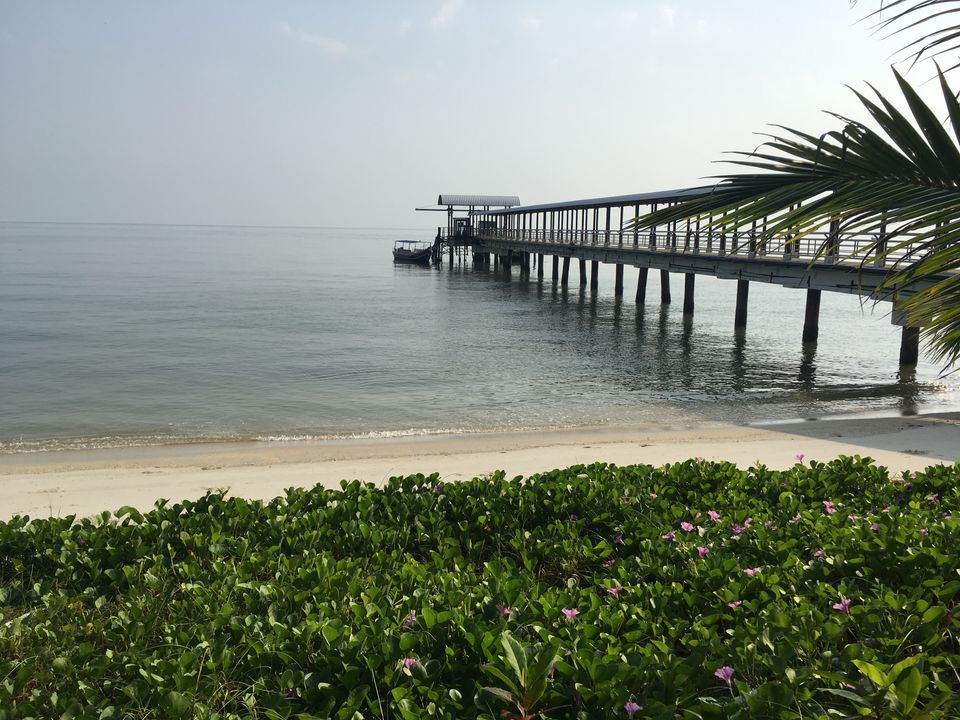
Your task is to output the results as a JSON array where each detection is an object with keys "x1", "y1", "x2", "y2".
[{"x1": 1, "y1": 222, "x2": 957, "y2": 453}]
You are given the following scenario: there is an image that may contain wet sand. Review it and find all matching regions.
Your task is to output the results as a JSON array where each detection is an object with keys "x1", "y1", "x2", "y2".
[{"x1": 1, "y1": 413, "x2": 958, "y2": 520}]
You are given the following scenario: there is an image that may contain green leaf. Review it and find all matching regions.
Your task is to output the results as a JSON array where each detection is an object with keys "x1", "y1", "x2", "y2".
[
  {"x1": 853, "y1": 660, "x2": 889, "y2": 687},
  {"x1": 483, "y1": 686, "x2": 517, "y2": 705},
  {"x1": 500, "y1": 632, "x2": 527, "y2": 686},
  {"x1": 895, "y1": 666, "x2": 924, "y2": 714}
]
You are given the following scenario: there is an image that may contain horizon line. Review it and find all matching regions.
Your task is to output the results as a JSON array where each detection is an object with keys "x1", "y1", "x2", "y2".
[{"x1": 0, "y1": 219, "x2": 436, "y2": 232}]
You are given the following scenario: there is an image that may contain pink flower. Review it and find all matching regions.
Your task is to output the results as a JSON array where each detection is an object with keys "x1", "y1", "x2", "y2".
[
  {"x1": 624, "y1": 701, "x2": 641, "y2": 718},
  {"x1": 606, "y1": 587, "x2": 621, "y2": 598},
  {"x1": 882, "y1": 506, "x2": 891, "y2": 513},
  {"x1": 707, "y1": 510, "x2": 721, "y2": 522},
  {"x1": 832, "y1": 598, "x2": 851, "y2": 613},
  {"x1": 561, "y1": 608, "x2": 579, "y2": 621},
  {"x1": 614, "y1": 533, "x2": 624, "y2": 545},
  {"x1": 920, "y1": 528, "x2": 929, "y2": 536},
  {"x1": 402, "y1": 611, "x2": 417, "y2": 626},
  {"x1": 789, "y1": 514, "x2": 801, "y2": 524},
  {"x1": 661, "y1": 531, "x2": 675, "y2": 541},
  {"x1": 601, "y1": 559, "x2": 615, "y2": 568},
  {"x1": 402, "y1": 658, "x2": 419, "y2": 669},
  {"x1": 697, "y1": 546, "x2": 710, "y2": 557},
  {"x1": 694, "y1": 512, "x2": 702, "y2": 520},
  {"x1": 814, "y1": 550, "x2": 825, "y2": 558},
  {"x1": 823, "y1": 501, "x2": 836, "y2": 515},
  {"x1": 714, "y1": 666, "x2": 735, "y2": 683},
  {"x1": 432, "y1": 483, "x2": 444, "y2": 492},
  {"x1": 870, "y1": 523, "x2": 880, "y2": 532},
  {"x1": 744, "y1": 517, "x2": 753, "y2": 527},
  {"x1": 680, "y1": 522, "x2": 695, "y2": 532},
  {"x1": 743, "y1": 568, "x2": 759, "y2": 576},
  {"x1": 727, "y1": 600, "x2": 742, "y2": 609},
  {"x1": 497, "y1": 604, "x2": 513, "y2": 617},
  {"x1": 795, "y1": 453, "x2": 805, "y2": 463},
  {"x1": 928, "y1": 493, "x2": 940, "y2": 502},
  {"x1": 764, "y1": 520, "x2": 775, "y2": 530},
  {"x1": 649, "y1": 492, "x2": 658, "y2": 500}
]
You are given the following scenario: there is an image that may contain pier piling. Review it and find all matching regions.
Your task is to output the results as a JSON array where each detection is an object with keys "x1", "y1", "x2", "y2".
[
  {"x1": 660, "y1": 270, "x2": 671, "y2": 305},
  {"x1": 636, "y1": 268, "x2": 648, "y2": 303},
  {"x1": 683, "y1": 273, "x2": 695, "y2": 316},
  {"x1": 590, "y1": 261, "x2": 599, "y2": 291},
  {"x1": 537, "y1": 253, "x2": 544, "y2": 279},
  {"x1": 561, "y1": 257, "x2": 570, "y2": 286},
  {"x1": 735, "y1": 279, "x2": 750, "y2": 330},
  {"x1": 615, "y1": 264, "x2": 624, "y2": 296},
  {"x1": 802, "y1": 289, "x2": 821, "y2": 344},
  {"x1": 552, "y1": 255, "x2": 559, "y2": 281},
  {"x1": 579, "y1": 259, "x2": 587, "y2": 287},
  {"x1": 900, "y1": 326, "x2": 920, "y2": 366}
]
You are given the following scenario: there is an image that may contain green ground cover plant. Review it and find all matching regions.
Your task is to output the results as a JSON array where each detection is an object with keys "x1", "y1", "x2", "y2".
[{"x1": 1, "y1": 456, "x2": 959, "y2": 719}]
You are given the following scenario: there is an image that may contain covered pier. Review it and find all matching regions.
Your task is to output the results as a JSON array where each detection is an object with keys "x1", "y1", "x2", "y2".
[{"x1": 418, "y1": 187, "x2": 948, "y2": 368}]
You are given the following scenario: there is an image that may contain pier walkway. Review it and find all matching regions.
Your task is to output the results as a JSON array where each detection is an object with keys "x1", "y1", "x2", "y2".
[{"x1": 419, "y1": 188, "x2": 948, "y2": 367}]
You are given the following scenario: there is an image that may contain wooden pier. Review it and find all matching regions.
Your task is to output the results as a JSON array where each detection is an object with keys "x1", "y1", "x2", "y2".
[{"x1": 419, "y1": 188, "x2": 950, "y2": 368}]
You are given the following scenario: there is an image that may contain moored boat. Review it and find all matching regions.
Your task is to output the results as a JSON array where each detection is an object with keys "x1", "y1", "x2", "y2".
[{"x1": 393, "y1": 240, "x2": 432, "y2": 265}]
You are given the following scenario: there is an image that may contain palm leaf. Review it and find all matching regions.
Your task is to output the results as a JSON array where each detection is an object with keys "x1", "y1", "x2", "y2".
[
  {"x1": 627, "y1": 67, "x2": 960, "y2": 366},
  {"x1": 862, "y1": 0, "x2": 960, "y2": 71}
]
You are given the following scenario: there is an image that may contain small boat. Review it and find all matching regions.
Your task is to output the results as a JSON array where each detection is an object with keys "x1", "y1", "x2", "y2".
[{"x1": 393, "y1": 239, "x2": 432, "y2": 265}]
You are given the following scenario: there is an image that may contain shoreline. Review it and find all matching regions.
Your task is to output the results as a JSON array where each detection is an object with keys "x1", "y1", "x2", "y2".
[{"x1": 1, "y1": 412, "x2": 958, "y2": 520}]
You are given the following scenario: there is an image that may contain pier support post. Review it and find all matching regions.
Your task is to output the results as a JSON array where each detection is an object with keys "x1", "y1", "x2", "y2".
[
  {"x1": 579, "y1": 259, "x2": 587, "y2": 287},
  {"x1": 660, "y1": 270, "x2": 671, "y2": 305},
  {"x1": 561, "y1": 257, "x2": 570, "y2": 286},
  {"x1": 683, "y1": 273, "x2": 695, "y2": 316},
  {"x1": 900, "y1": 326, "x2": 920, "y2": 367},
  {"x1": 802, "y1": 289, "x2": 821, "y2": 344},
  {"x1": 537, "y1": 253, "x2": 544, "y2": 279},
  {"x1": 590, "y1": 260, "x2": 599, "y2": 291},
  {"x1": 504, "y1": 252, "x2": 512, "y2": 269},
  {"x1": 734, "y1": 279, "x2": 750, "y2": 330},
  {"x1": 552, "y1": 255, "x2": 559, "y2": 281},
  {"x1": 636, "y1": 268, "x2": 648, "y2": 304},
  {"x1": 493, "y1": 254, "x2": 499, "y2": 268},
  {"x1": 449, "y1": 244, "x2": 454, "y2": 264},
  {"x1": 615, "y1": 264, "x2": 624, "y2": 296}
]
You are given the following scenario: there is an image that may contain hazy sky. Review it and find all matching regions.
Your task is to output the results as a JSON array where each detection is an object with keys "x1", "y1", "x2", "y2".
[{"x1": 0, "y1": 1, "x2": 927, "y2": 228}]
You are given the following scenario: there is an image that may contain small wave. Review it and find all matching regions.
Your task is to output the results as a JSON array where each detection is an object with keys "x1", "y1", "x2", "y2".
[
  {"x1": 0, "y1": 433, "x2": 252, "y2": 454},
  {"x1": 255, "y1": 421, "x2": 595, "y2": 443},
  {"x1": 0, "y1": 420, "x2": 623, "y2": 455}
]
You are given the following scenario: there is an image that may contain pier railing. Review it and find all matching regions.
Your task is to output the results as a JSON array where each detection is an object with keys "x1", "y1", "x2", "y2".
[{"x1": 474, "y1": 227, "x2": 927, "y2": 268}]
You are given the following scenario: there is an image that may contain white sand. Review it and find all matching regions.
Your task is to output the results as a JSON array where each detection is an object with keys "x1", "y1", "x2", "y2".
[{"x1": 1, "y1": 413, "x2": 957, "y2": 520}]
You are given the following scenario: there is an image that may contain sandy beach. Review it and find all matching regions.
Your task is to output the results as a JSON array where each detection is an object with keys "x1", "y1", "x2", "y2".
[{"x1": 0, "y1": 412, "x2": 957, "y2": 520}]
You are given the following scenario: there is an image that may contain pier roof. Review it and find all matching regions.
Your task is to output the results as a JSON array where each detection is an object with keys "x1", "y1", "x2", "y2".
[
  {"x1": 437, "y1": 194, "x2": 521, "y2": 208},
  {"x1": 486, "y1": 185, "x2": 719, "y2": 214}
]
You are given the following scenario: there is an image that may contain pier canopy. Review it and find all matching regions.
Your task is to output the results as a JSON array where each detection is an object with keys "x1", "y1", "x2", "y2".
[{"x1": 437, "y1": 194, "x2": 520, "y2": 209}]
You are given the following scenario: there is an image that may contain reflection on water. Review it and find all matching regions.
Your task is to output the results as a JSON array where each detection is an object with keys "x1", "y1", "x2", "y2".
[{"x1": 451, "y1": 255, "x2": 954, "y2": 425}]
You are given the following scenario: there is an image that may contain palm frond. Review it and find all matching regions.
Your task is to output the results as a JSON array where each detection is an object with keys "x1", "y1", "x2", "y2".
[{"x1": 861, "y1": 0, "x2": 960, "y2": 71}]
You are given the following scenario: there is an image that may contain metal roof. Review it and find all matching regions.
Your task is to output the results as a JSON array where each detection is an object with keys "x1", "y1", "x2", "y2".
[
  {"x1": 437, "y1": 194, "x2": 521, "y2": 207},
  {"x1": 484, "y1": 186, "x2": 720, "y2": 215}
]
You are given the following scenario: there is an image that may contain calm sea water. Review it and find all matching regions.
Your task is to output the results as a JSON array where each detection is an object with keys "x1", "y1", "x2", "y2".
[{"x1": 1, "y1": 222, "x2": 957, "y2": 452}]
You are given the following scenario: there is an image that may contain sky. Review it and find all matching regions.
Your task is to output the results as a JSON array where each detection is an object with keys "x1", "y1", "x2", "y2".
[{"x1": 0, "y1": 1, "x2": 935, "y2": 228}]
